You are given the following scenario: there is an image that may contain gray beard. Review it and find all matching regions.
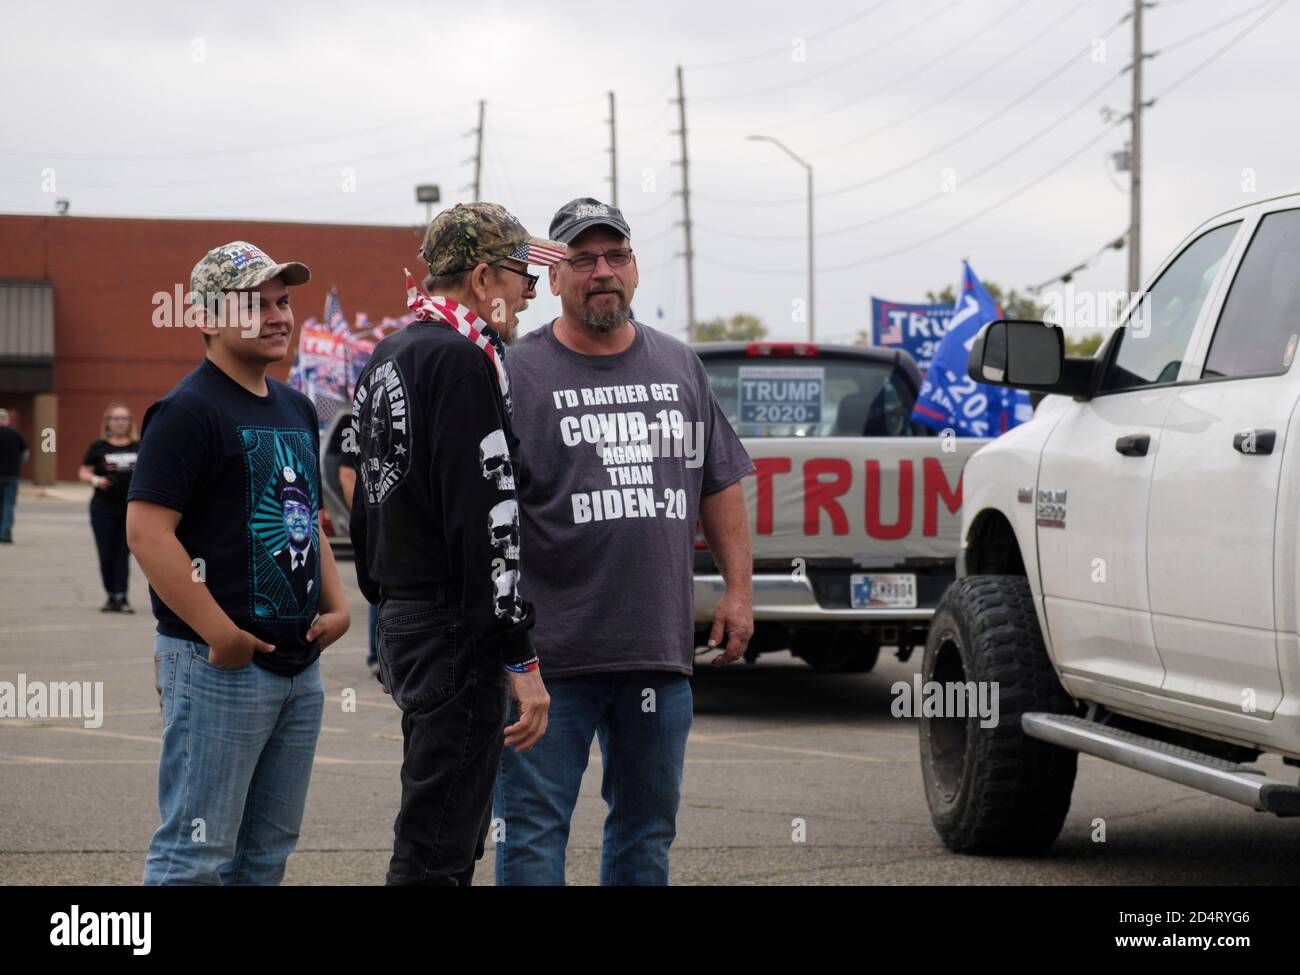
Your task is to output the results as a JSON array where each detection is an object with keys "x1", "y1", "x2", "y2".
[{"x1": 581, "y1": 297, "x2": 629, "y2": 333}]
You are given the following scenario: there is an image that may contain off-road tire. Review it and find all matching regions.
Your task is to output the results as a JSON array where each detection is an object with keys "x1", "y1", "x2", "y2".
[{"x1": 919, "y1": 575, "x2": 1079, "y2": 853}]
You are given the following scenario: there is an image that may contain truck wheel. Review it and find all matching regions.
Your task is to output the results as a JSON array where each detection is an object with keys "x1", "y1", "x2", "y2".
[
  {"x1": 793, "y1": 633, "x2": 880, "y2": 673},
  {"x1": 919, "y1": 575, "x2": 1078, "y2": 854}
]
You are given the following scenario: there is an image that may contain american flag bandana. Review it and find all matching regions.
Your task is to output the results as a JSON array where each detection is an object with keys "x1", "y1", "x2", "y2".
[{"x1": 404, "y1": 269, "x2": 512, "y2": 413}]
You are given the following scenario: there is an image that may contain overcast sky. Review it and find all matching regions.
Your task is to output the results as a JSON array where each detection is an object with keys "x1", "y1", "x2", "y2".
[{"x1": 3, "y1": 0, "x2": 1297, "y2": 342}]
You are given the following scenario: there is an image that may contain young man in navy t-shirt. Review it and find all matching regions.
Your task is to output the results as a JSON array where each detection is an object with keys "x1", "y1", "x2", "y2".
[{"x1": 128, "y1": 241, "x2": 350, "y2": 885}]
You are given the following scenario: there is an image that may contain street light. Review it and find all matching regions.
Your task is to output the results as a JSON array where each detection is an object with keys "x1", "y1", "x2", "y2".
[
  {"x1": 415, "y1": 183, "x2": 441, "y2": 225},
  {"x1": 747, "y1": 135, "x2": 814, "y2": 341}
]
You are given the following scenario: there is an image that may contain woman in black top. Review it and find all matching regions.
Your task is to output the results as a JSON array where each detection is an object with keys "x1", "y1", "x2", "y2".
[{"x1": 78, "y1": 403, "x2": 140, "y2": 612}]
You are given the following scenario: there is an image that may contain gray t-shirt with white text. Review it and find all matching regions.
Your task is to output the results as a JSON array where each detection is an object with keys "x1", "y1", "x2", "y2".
[{"x1": 507, "y1": 321, "x2": 753, "y2": 677}]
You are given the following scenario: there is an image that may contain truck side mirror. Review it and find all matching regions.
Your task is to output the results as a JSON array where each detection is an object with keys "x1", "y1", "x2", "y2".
[{"x1": 968, "y1": 320, "x2": 1064, "y2": 389}]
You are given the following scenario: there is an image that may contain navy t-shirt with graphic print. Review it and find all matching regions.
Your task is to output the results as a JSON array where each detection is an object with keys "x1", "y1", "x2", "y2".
[{"x1": 128, "y1": 358, "x2": 323, "y2": 676}]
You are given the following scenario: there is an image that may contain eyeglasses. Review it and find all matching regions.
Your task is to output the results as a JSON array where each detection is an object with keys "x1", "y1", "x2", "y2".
[
  {"x1": 560, "y1": 249, "x2": 634, "y2": 273},
  {"x1": 492, "y1": 263, "x2": 539, "y2": 291}
]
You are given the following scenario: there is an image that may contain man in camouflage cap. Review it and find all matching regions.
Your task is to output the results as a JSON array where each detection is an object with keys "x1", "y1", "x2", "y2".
[
  {"x1": 189, "y1": 241, "x2": 310, "y2": 339},
  {"x1": 349, "y1": 202, "x2": 559, "y2": 884},
  {"x1": 415, "y1": 202, "x2": 566, "y2": 343},
  {"x1": 131, "y1": 239, "x2": 351, "y2": 884}
]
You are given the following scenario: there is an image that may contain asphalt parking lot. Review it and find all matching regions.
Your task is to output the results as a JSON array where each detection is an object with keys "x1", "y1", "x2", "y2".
[{"x1": 2, "y1": 486, "x2": 1298, "y2": 885}]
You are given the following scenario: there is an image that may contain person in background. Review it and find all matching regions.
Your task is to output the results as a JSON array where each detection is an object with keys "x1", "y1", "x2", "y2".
[
  {"x1": 0, "y1": 408, "x2": 28, "y2": 544},
  {"x1": 79, "y1": 403, "x2": 140, "y2": 612},
  {"x1": 332, "y1": 417, "x2": 379, "y2": 677}
]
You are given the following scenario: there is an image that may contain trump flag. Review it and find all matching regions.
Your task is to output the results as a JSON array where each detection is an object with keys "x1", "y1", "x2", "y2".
[{"x1": 910, "y1": 262, "x2": 1033, "y2": 437}]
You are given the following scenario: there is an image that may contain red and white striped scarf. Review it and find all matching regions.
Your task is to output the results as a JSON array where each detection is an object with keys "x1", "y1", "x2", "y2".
[{"x1": 404, "y1": 269, "x2": 510, "y2": 406}]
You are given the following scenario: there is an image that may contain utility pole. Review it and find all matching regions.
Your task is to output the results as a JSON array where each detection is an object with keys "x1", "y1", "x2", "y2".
[
  {"x1": 472, "y1": 100, "x2": 485, "y2": 202},
  {"x1": 606, "y1": 90, "x2": 618, "y2": 208},
  {"x1": 1127, "y1": 0, "x2": 1144, "y2": 296},
  {"x1": 672, "y1": 65, "x2": 697, "y2": 341}
]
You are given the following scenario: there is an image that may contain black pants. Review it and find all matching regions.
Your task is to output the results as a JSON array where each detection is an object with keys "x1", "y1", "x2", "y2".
[
  {"x1": 89, "y1": 499, "x2": 129, "y2": 597},
  {"x1": 376, "y1": 593, "x2": 507, "y2": 886}
]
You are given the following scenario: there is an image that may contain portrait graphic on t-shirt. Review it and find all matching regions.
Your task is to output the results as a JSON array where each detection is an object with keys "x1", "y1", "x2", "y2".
[{"x1": 242, "y1": 427, "x2": 321, "y2": 621}]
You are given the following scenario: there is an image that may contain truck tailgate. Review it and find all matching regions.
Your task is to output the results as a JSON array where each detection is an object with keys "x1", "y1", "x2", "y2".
[{"x1": 738, "y1": 436, "x2": 987, "y2": 562}]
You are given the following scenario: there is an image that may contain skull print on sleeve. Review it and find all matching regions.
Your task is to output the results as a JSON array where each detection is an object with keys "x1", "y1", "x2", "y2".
[{"x1": 429, "y1": 360, "x2": 534, "y2": 665}]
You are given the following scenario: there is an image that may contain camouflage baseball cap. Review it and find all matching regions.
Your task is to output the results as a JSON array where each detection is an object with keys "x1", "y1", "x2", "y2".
[
  {"x1": 420, "y1": 203, "x2": 566, "y2": 276},
  {"x1": 190, "y1": 241, "x2": 310, "y2": 299}
]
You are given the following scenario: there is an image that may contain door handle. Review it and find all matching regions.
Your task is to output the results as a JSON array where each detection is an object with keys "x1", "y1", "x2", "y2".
[
  {"x1": 1115, "y1": 434, "x2": 1150, "y2": 457},
  {"x1": 1233, "y1": 429, "x2": 1276, "y2": 455}
]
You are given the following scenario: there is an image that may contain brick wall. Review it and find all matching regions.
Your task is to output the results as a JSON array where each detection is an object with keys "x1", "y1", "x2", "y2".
[{"x1": 0, "y1": 214, "x2": 422, "y2": 479}]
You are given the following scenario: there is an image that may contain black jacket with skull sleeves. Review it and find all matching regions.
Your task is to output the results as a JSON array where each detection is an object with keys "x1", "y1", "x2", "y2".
[{"x1": 348, "y1": 320, "x2": 536, "y2": 666}]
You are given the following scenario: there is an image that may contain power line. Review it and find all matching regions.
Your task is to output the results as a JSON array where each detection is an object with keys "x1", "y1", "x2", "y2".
[
  {"x1": 697, "y1": 63, "x2": 1125, "y2": 242},
  {"x1": 629, "y1": 223, "x2": 679, "y2": 246},
  {"x1": 1150, "y1": 0, "x2": 1288, "y2": 101},
  {"x1": 489, "y1": 93, "x2": 604, "y2": 115},
  {"x1": 621, "y1": 193, "x2": 677, "y2": 219},
  {"x1": 1152, "y1": 0, "x2": 1281, "y2": 56},
  {"x1": 695, "y1": 0, "x2": 1101, "y2": 138},
  {"x1": 685, "y1": 0, "x2": 896, "y2": 71},
  {"x1": 723, "y1": 119, "x2": 1119, "y2": 274},
  {"x1": 161, "y1": 161, "x2": 486, "y2": 214},
  {"x1": 483, "y1": 116, "x2": 607, "y2": 143},
  {"x1": 692, "y1": 0, "x2": 1287, "y2": 275},
  {"x1": 697, "y1": 119, "x2": 1126, "y2": 275},
  {"x1": 692, "y1": 0, "x2": 969, "y2": 103},
  {"x1": 0, "y1": 104, "x2": 479, "y2": 161},
  {"x1": 623, "y1": 77, "x2": 676, "y2": 109},
  {"x1": 993, "y1": 0, "x2": 1279, "y2": 293},
  {"x1": 696, "y1": 12, "x2": 1132, "y2": 208},
  {"x1": 1027, "y1": 234, "x2": 1128, "y2": 293},
  {"x1": 0, "y1": 140, "x2": 469, "y2": 190},
  {"x1": 794, "y1": 0, "x2": 1102, "y2": 160}
]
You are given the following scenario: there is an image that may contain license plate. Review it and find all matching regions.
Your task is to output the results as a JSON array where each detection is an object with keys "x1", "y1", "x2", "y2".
[{"x1": 850, "y1": 573, "x2": 917, "y2": 609}]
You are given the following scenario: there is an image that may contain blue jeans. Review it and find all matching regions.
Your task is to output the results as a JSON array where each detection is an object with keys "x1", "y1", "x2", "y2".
[
  {"x1": 143, "y1": 634, "x2": 324, "y2": 885},
  {"x1": 0, "y1": 477, "x2": 17, "y2": 540},
  {"x1": 493, "y1": 671, "x2": 692, "y2": 886}
]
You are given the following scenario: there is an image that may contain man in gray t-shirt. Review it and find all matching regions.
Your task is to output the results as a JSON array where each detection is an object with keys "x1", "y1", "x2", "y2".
[{"x1": 494, "y1": 197, "x2": 755, "y2": 886}]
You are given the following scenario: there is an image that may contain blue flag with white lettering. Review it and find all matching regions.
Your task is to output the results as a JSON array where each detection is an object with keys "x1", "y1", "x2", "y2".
[{"x1": 910, "y1": 262, "x2": 1033, "y2": 437}]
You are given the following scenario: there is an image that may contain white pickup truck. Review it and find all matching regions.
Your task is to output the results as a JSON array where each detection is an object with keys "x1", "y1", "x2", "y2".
[
  {"x1": 920, "y1": 190, "x2": 1300, "y2": 853},
  {"x1": 692, "y1": 341, "x2": 987, "y2": 672}
]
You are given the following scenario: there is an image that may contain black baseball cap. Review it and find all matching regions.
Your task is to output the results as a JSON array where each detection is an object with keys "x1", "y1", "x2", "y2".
[{"x1": 548, "y1": 197, "x2": 632, "y2": 244}]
